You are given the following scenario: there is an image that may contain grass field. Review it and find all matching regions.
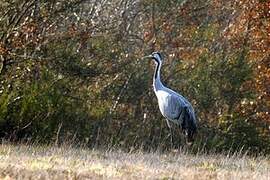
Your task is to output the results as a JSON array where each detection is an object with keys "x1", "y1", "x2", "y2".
[{"x1": 0, "y1": 143, "x2": 269, "y2": 179}]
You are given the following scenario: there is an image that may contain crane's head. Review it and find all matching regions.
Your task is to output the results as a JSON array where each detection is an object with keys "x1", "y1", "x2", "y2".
[{"x1": 143, "y1": 52, "x2": 163, "y2": 64}]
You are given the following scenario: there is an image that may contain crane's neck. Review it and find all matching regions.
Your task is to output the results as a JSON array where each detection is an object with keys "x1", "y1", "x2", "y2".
[{"x1": 153, "y1": 61, "x2": 164, "y2": 91}]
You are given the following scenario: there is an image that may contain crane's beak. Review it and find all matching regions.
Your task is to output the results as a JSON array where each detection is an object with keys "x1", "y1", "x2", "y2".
[{"x1": 142, "y1": 55, "x2": 153, "y2": 59}]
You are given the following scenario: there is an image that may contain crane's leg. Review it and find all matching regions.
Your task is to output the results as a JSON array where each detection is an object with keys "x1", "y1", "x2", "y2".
[{"x1": 165, "y1": 119, "x2": 173, "y2": 148}]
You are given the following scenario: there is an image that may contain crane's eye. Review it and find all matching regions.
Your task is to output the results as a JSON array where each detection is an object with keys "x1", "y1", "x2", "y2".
[{"x1": 152, "y1": 52, "x2": 162, "y2": 59}]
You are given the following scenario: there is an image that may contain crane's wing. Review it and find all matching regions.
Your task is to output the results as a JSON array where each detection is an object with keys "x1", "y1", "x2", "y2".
[
  {"x1": 163, "y1": 94, "x2": 185, "y2": 122},
  {"x1": 165, "y1": 93, "x2": 196, "y2": 123},
  {"x1": 162, "y1": 90, "x2": 197, "y2": 142}
]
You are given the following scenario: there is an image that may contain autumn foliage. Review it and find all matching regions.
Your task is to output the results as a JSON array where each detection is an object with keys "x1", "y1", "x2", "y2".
[{"x1": 0, "y1": 0, "x2": 269, "y2": 154}]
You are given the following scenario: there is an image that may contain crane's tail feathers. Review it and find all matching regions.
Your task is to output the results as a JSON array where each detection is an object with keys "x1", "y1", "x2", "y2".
[{"x1": 181, "y1": 106, "x2": 197, "y2": 143}]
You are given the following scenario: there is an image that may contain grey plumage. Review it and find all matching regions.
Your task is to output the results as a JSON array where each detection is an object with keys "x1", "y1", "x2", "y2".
[{"x1": 145, "y1": 52, "x2": 197, "y2": 144}]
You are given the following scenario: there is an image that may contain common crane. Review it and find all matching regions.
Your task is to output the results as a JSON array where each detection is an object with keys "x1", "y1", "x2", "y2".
[{"x1": 144, "y1": 52, "x2": 197, "y2": 145}]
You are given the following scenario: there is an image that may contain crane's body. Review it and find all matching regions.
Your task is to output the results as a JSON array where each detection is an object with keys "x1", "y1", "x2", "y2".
[
  {"x1": 155, "y1": 87, "x2": 195, "y2": 126},
  {"x1": 146, "y1": 52, "x2": 197, "y2": 143}
]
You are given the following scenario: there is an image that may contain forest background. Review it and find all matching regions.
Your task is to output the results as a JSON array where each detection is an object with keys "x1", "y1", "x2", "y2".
[{"x1": 0, "y1": 0, "x2": 269, "y2": 154}]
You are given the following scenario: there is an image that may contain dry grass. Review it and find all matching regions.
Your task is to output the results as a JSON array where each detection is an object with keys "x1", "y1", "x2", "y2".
[{"x1": 0, "y1": 143, "x2": 269, "y2": 179}]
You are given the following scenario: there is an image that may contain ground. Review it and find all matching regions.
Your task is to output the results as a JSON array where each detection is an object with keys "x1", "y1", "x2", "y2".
[{"x1": 0, "y1": 143, "x2": 269, "y2": 179}]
